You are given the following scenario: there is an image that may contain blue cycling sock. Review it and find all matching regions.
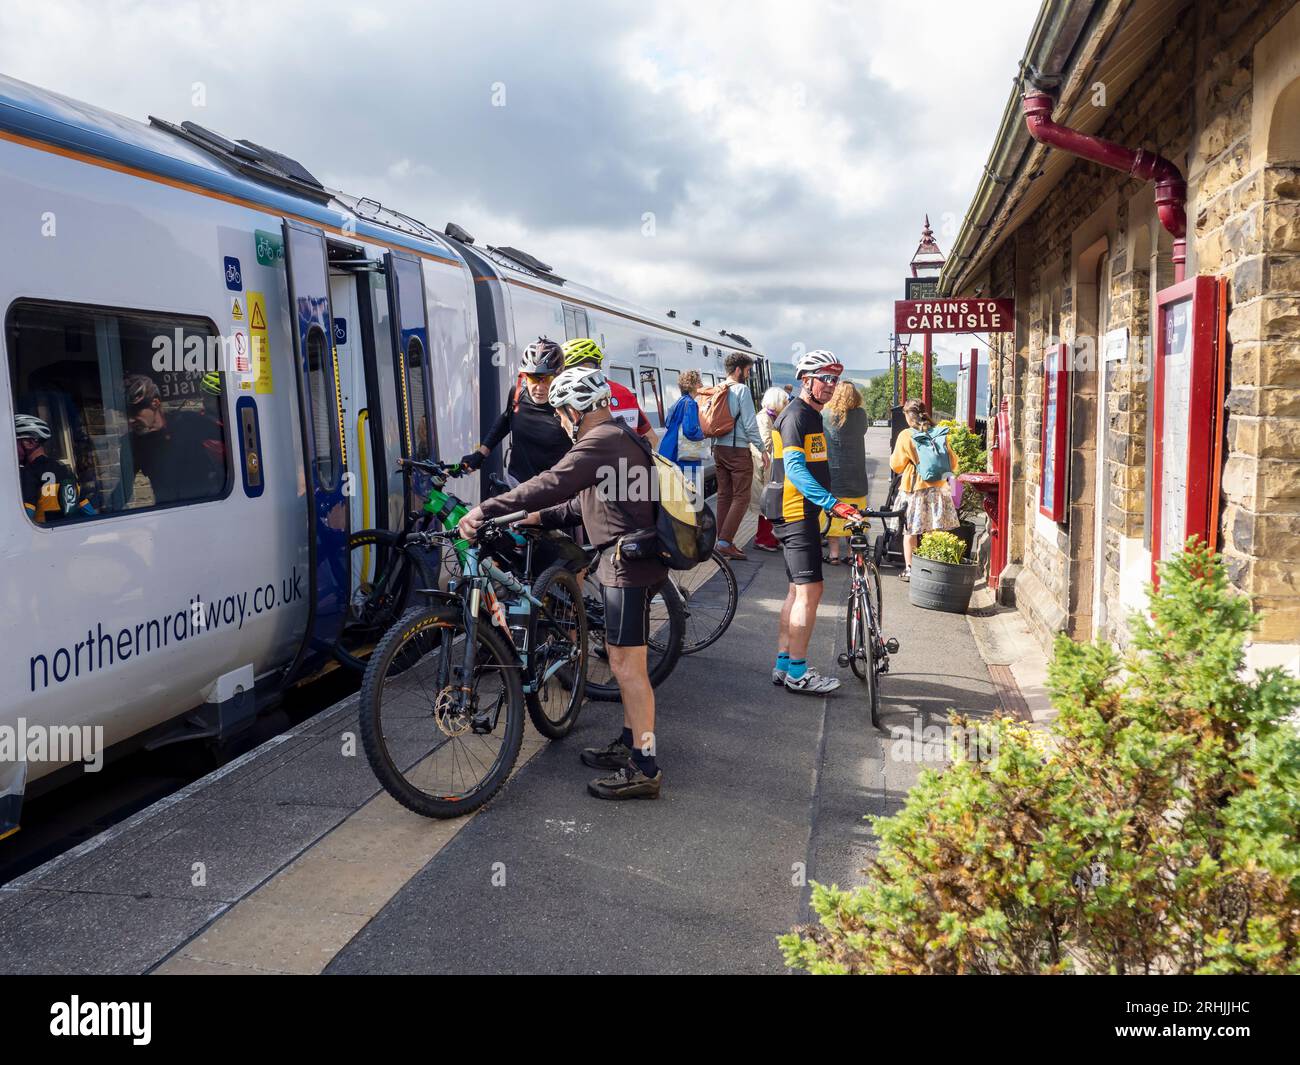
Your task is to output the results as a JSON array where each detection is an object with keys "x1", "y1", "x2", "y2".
[
  {"x1": 776, "y1": 652, "x2": 791, "y2": 673},
  {"x1": 787, "y1": 658, "x2": 808, "y2": 681}
]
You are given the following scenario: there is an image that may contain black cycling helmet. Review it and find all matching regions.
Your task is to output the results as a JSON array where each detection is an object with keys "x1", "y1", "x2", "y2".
[{"x1": 519, "y1": 337, "x2": 564, "y2": 376}]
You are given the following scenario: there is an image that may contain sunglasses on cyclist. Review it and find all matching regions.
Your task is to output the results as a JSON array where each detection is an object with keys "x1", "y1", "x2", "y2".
[
  {"x1": 808, "y1": 373, "x2": 840, "y2": 385},
  {"x1": 522, "y1": 373, "x2": 551, "y2": 385}
]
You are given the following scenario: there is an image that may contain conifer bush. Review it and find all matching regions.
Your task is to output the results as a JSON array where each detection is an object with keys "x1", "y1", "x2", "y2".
[{"x1": 780, "y1": 541, "x2": 1300, "y2": 974}]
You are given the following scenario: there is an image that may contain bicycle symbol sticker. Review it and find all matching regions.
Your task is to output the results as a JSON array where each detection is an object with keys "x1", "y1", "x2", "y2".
[{"x1": 224, "y1": 256, "x2": 243, "y2": 292}]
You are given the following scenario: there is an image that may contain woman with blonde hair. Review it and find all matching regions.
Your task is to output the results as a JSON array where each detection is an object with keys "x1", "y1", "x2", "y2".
[
  {"x1": 753, "y1": 386, "x2": 789, "y2": 551},
  {"x1": 889, "y1": 397, "x2": 960, "y2": 580},
  {"x1": 822, "y1": 381, "x2": 869, "y2": 563}
]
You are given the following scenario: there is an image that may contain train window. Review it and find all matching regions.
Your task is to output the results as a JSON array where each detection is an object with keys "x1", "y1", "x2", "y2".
[
  {"x1": 663, "y1": 368, "x2": 683, "y2": 405},
  {"x1": 638, "y1": 366, "x2": 662, "y2": 420},
  {"x1": 701, "y1": 372, "x2": 716, "y2": 388},
  {"x1": 6, "y1": 300, "x2": 231, "y2": 524},
  {"x1": 563, "y1": 305, "x2": 590, "y2": 341},
  {"x1": 607, "y1": 364, "x2": 636, "y2": 396},
  {"x1": 304, "y1": 325, "x2": 340, "y2": 489},
  {"x1": 405, "y1": 336, "x2": 432, "y2": 460}
]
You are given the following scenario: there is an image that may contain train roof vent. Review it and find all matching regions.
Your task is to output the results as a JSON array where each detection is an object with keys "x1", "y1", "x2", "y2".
[
  {"x1": 486, "y1": 245, "x2": 565, "y2": 283},
  {"x1": 149, "y1": 116, "x2": 334, "y2": 204},
  {"x1": 444, "y1": 222, "x2": 475, "y2": 244},
  {"x1": 720, "y1": 330, "x2": 752, "y2": 348}
]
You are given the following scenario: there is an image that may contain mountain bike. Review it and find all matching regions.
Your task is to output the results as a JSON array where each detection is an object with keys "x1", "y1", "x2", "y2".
[
  {"x1": 834, "y1": 507, "x2": 906, "y2": 728},
  {"x1": 335, "y1": 457, "x2": 471, "y2": 672},
  {"x1": 357, "y1": 516, "x2": 588, "y2": 818}
]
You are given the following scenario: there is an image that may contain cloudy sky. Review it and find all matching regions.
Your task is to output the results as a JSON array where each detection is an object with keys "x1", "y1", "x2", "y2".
[{"x1": 0, "y1": 0, "x2": 1040, "y2": 376}]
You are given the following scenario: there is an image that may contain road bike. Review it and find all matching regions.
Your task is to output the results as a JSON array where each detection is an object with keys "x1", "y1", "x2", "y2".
[
  {"x1": 357, "y1": 516, "x2": 588, "y2": 818},
  {"x1": 834, "y1": 507, "x2": 906, "y2": 728}
]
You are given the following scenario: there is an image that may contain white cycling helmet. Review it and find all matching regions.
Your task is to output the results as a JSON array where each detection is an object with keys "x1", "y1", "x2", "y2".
[
  {"x1": 14, "y1": 413, "x2": 52, "y2": 440},
  {"x1": 794, "y1": 349, "x2": 843, "y2": 378},
  {"x1": 548, "y1": 366, "x2": 611, "y2": 413}
]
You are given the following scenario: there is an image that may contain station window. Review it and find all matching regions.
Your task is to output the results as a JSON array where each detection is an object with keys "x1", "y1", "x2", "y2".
[{"x1": 6, "y1": 300, "x2": 231, "y2": 525}]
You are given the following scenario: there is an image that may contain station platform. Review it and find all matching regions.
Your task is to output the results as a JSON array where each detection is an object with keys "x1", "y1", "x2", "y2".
[{"x1": 0, "y1": 427, "x2": 1004, "y2": 975}]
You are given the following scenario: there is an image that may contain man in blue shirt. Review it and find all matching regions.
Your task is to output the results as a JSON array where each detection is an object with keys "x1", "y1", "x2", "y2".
[{"x1": 713, "y1": 353, "x2": 764, "y2": 560}]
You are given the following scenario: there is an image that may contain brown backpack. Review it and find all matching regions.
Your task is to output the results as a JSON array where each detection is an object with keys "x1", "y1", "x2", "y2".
[{"x1": 696, "y1": 384, "x2": 736, "y2": 438}]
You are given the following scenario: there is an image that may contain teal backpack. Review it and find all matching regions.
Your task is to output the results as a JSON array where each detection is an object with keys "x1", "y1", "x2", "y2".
[{"x1": 911, "y1": 425, "x2": 952, "y2": 482}]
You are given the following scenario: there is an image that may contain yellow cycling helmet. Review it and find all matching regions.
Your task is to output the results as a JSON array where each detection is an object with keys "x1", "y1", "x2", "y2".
[{"x1": 561, "y1": 337, "x2": 604, "y2": 368}]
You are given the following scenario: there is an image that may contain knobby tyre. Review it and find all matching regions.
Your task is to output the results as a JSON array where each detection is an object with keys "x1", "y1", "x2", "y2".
[
  {"x1": 358, "y1": 605, "x2": 524, "y2": 818},
  {"x1": 526, "y1": 562, "x2": 588, "y2": 739}
]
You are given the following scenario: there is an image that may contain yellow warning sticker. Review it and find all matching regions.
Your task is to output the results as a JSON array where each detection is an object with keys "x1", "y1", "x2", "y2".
[
  {"x1": 249, "y1": 290, "x2": 273, "y2": 394},
  {"x1": 230, "y1": 295, "x2": 245, "y2": 323}
]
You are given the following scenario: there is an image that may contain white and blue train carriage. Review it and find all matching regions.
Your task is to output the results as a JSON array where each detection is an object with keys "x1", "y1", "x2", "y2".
[{"x1": 0, "y1": 73, "x2": 768, "y2": 836}]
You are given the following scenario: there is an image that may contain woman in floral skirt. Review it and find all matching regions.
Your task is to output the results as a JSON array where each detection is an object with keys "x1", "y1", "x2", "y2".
[{"x1": 888, "y1": 398, "x2": 960, "y2": 581}]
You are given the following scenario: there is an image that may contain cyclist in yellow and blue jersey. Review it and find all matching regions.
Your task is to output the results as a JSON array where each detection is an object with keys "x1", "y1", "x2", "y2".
[
  {"x1": 760, "y1": 351, "x2": 861, "y2": 695},
  {"x1": 15, "y1": 414, "x2": 95, "y2": 524}
]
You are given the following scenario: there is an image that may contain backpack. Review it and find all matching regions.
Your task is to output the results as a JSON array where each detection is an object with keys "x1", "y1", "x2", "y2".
[
  {"x1": 911, "y1": 425, "x2": 952, "y2": 482},
  {"x1": 695, "y1": 383, "x2": 737, "y2": 438},
  {"x1": 611, "y1": 423, "x2": 717, "y2": 570}
]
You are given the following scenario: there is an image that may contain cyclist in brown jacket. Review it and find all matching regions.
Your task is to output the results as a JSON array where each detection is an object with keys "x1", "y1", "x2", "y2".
[{"x1": 459, "y1": 367, "x2": 666, "y2": 800}]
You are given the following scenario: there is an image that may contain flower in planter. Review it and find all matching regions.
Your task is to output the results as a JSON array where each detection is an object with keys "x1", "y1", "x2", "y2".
[{"x1": 916, "y1": 530, "x2": 967, "y2": 565}]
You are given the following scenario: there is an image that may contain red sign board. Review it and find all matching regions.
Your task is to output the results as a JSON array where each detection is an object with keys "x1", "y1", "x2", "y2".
[{"x1": 894, "y1": 298, "x2": 1014, "y2": 333}]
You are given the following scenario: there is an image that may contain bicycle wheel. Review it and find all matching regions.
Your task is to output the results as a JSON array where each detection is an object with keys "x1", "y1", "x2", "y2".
[
  {"x1": 845, "y1": 581, "x2": 868, "y2": 682},
  {"x1": 666, "y1": 549, "x2": 738, "y2": 654},
  {"x1": 859, "y1": 587, "x2": 882, "y2": 729},
  {"x1": 866, "y1": 558, "x2": 883, "y2": 629},
  {"x1": 337, "y1": 529, "x2": 436, "y2": 671},
  {"x1": 583, "y1": 577, "x2": 685, "y2": 701},
  {"x1": 526, "y1": 563, "x2": 588, "y2": 739},
  {"x1": 358, "y1": 606, "x2": 524, "y2": 818}
]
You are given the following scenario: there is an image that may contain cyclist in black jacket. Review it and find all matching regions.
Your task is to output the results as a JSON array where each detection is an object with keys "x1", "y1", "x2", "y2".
[{"x1": 461, "y1": 337, "x2": 570, "y2": 485}]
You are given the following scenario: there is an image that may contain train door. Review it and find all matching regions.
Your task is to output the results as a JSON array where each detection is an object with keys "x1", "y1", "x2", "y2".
[
  {"x1": 282, "y1": 220, "x2": 349, "y2": 661},
  {"x1": 385, "y1": 251, "x2": 438, "y2": 512}
]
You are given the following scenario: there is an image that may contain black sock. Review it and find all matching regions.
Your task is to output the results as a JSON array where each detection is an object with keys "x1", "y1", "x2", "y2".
[
  {"x1": 619, "y1": 727, "x2": 634, "y2": 748},
  {"x1": 630, "y1": 747, "x2": 658, "y2": 778}
]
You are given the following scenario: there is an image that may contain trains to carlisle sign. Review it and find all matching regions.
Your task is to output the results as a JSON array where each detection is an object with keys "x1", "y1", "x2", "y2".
[{"x1": 894, "y1": 298, "x2": 1014, "y2": 333}]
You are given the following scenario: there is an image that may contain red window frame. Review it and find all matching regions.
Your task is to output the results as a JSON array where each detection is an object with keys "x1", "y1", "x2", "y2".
[
  {"x1": 1151, "y1": 275, "x2": 1223, "y2": 584},
  {"x1": 1039, "y1": 343, "x2": 1069, "y2": 521}
]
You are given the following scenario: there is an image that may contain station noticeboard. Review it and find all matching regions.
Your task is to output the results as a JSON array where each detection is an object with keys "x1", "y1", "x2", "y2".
[
  {"x1": 905, "y1": 277, "x2": 939, "y2": 300},
  {"x1": 1039, "y1": 344, "x2": 1069, "y2": 522},
  {"x1": 1151, "y1": 275, "x2": 1226, "y2": 583},
  {"x1": 894, "y1": 298, "x2": 1014, "y2": 333}
]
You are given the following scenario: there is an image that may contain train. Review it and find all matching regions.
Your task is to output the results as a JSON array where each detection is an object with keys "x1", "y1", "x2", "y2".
[{"x1": 0, "y1": 73, "x2": 770, "y2": 836}]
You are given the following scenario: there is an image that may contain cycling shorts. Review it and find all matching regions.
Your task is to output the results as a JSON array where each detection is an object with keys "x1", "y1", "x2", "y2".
[
  {"x1": 602, "y1": 582, "x2": 663, "y2": 647},
  {"x1": 774, "y1": 516, "x2": 823, "y2": 586}
]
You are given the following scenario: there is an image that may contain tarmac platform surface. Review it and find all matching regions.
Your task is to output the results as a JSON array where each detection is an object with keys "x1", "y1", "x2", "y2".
[{"x1": 0, "y1": 426, "x2": 1002, "y2": 975}]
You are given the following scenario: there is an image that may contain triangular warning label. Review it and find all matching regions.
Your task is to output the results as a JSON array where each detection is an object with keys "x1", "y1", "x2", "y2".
[
  {"x1": 251, "y1": 303, "x2": 266, "y2": 329},
  {"x1": 231, "y1": 297, "x2": 245, "y2": 320}
]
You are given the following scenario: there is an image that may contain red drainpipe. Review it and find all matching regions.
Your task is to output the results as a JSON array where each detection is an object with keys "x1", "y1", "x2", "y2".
[{"x1": 1022, "y1": 91, "x2": 1187, "y2": 282}]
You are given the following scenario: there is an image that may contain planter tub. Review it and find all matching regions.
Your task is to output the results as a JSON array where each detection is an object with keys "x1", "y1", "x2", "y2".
[{"x1": 910, "y1": 555, "x2": 979, "y2": 613}]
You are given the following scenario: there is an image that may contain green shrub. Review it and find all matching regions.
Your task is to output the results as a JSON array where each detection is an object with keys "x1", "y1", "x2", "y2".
[
  {"x1": 916, "y1": 530, "x2": 967, "y2": 565},
  {"x1": 780, "y1": 540, "x2": 1300, "y2": 974}
]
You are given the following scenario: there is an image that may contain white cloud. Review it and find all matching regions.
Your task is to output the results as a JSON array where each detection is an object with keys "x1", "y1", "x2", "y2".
[{"x1": 0, "y1": 0, "x2": 1039, "y2": 375}]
